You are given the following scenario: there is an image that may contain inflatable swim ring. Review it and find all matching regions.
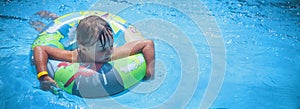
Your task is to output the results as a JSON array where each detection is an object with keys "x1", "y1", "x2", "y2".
[{"x1": 30, "y1": 11, "x2": 146, "y2": 98}]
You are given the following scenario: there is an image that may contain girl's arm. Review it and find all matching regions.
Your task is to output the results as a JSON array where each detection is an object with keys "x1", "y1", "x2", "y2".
[{"x1": 33, "y1": 46, "x2": 77, "y2": 81}]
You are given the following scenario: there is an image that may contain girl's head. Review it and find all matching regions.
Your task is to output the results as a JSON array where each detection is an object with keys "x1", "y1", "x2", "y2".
[{"x1": 76, "y1": 15, "x2": 114, "y2": 63}]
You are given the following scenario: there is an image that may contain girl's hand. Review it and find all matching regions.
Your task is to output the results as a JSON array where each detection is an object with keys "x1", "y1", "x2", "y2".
[{"x1": 39, "y1": 76, "x2": 58, "y2": 91}]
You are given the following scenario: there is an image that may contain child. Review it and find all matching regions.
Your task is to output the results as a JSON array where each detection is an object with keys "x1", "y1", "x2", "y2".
[{"x1": 33, "y1": 14, "x2": 155, "y2": 92}]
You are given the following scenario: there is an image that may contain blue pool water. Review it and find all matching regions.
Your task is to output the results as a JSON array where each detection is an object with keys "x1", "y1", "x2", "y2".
[{"x1": 0, "y1": 0, "x2": 299, "y2": 108}]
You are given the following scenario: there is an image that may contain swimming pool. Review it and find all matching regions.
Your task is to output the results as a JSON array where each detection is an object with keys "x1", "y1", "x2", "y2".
[{"x1": 0, "y1": 0, "x2": 299, "y2": 108}]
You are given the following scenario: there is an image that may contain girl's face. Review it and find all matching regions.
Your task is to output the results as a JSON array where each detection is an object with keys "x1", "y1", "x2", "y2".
[
  {"x1": 79, "y1": 41, "x2": 114, "y2": 63},
  {"x1": 94, "y1": 45, "x2": 113, "y2": 63}
]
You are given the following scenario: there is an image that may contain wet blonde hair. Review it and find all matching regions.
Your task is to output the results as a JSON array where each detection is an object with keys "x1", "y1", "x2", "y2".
[{"x1": 76, "y1": 15, "x2": 113, "y2": 49}]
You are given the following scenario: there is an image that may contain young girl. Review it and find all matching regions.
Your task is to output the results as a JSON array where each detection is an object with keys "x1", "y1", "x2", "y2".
[{"x1": 33, "y1": 15, "x2": 155, "y2": 93}]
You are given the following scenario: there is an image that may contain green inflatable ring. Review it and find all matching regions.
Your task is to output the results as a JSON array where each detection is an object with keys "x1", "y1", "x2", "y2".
[{"x1": 31, "y1": 11, "x2": 146, "y2": 98}]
